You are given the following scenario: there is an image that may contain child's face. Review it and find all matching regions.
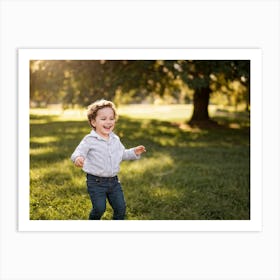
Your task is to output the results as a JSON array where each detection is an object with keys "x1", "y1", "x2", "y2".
[{"x1": 91, "y1": 107, "x2": 116, "y2": 139}]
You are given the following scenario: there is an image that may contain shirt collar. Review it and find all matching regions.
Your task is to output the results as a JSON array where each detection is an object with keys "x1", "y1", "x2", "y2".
[{"x1": 90, "y1": 130, "x2": 117, "y2": 141}]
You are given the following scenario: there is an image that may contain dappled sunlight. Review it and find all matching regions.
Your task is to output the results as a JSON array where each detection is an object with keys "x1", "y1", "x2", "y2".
[
  {"x1": 228, "y1": 123, "x2": 242, "y2": 129},
  {"x1": 118, "y1": 117, "x2": 193, "y2": 148},
  {"x1": 118, "y1": 104, "x2": 192, "y2": 122},
  {"x1": 30, "y1": 146, "x2": 57, "y2": 156},
  {"x1": 30, "y1": 158, "x2": 90, "y2": 220},
  {"x1": 121, "y1": 153, "x2": 175, "y2": 179},
  {"x1": 30, "y1": 158, "x2": 74, "y2": 184},
  {"x1": 30, "y1": 114, "x2": 58, "y2": 125},
  {"x1": 30, "y1": 136, "x2": 59, "y2": 144},
  {"x1": 29, "y1": 105, "x2": 250, "y2": 220},
  {"x1": 149, "y1": 184, "x2": 180, "y2": 200},
  {"x1": 30, "y1": 108, "x2": 86, "y2": 123}
]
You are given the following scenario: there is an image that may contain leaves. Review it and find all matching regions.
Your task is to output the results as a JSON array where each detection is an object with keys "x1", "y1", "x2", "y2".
[{"x1": 30, "y1": 60, "x2": 250, "y2": 108}]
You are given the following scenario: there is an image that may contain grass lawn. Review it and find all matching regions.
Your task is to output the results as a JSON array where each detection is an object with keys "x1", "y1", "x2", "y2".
[{"x1": 30, "y1": 104, "x2": 250, "y2": 220}]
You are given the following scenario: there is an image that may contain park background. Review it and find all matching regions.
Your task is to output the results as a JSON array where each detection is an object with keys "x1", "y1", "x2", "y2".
[
  {"x1": 30, "y1": 60, "x2": 250, "y2": 220},
  {"x1": 1, "y1": 1, "x2": 279, "y2": 280}
]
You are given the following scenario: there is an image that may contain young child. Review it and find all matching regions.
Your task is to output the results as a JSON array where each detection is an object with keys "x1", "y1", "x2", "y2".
[{"x1": 71, "y1": 99, "x2": 146, "y2": 220}]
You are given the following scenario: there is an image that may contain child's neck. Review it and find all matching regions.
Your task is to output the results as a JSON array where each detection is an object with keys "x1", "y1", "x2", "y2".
[
  {"x1": 95, "y1": 130, "x2": 110, "y2": 141},
  {"x1": 102, "y1": 135, "x2": 110, "y2": 141}
]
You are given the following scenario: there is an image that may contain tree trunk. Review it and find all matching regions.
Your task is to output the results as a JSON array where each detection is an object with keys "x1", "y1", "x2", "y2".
[{"x1": 189, "y1": 86, "x2": 211, "y2": 124}]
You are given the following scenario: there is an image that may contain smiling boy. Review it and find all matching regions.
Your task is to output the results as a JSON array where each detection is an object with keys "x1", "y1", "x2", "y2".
[{"x1": 71, "y1": 99, "x2": 146, "y2": 220}]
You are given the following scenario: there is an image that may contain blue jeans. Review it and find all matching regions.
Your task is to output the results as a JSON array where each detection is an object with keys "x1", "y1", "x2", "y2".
[{"x1": 86, "y1": 174, "x2": 126, "y2": 220}]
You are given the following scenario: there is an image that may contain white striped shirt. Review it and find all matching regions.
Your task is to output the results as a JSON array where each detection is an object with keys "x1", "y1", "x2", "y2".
[{"x1": 71, "y1": 130, "x2": 140, "y2": 177}]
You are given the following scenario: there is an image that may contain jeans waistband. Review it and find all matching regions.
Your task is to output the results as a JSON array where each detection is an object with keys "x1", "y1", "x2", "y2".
[{"x1": 87, "y1": 173, "x2": 118, "y2": 181}]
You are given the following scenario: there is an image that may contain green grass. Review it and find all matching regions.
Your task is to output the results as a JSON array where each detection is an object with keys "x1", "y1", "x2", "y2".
[{"x1": 30, "y1": 105, "x2": 250, "y2": 220}]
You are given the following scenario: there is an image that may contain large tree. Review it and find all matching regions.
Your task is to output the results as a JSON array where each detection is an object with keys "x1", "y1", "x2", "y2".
[
  {"x1": 174, "y1": 60, "x2": 250, "y2": 124},
  {"x1": 30, "y1": 60, "x2": 250, "y2": 124},
  {"x1": 109, "y1": 60, "x2": 250, "y2": 124}
]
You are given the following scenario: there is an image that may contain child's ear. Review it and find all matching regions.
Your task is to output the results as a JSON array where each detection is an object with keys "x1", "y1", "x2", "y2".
[{"x1": 90, "y1": 119, "x2": 96, "y2": 128}]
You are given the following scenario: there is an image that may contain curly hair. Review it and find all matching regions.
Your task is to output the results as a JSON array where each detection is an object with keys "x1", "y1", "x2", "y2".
[{"x1": 87, "y1": 99, "x2": 118, "y2": 129}]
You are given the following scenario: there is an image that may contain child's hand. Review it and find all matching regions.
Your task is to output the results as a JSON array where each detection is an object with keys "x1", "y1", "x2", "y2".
[
  {"x1": 74, "y1": 156, "x2": 85, "y2": 167},
  {"x1": 134, "y1": 145, "x2": 146, "y2": 156}
]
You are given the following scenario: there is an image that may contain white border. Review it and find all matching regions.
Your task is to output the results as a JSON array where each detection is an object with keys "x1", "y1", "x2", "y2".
[{"x1": 18, "y1": 48, "x2": 262, "y2": 232}]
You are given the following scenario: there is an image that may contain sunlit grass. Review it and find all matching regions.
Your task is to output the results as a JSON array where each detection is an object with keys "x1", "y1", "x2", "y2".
[
  {"x1": 30, "y1": 146, "x2": 57, "y2": 156},
  {"x1": 31, "y1": 136, "x2": 59, "y2": 143},
  {"x1": 118, "y1": 104, "x2": 191, "y2": 122},
  {"x1": 29, "y1": 104, "x2": 250, "y2": 220}
]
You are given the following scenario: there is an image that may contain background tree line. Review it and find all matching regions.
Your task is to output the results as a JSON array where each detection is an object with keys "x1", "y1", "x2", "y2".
[{"x1": 30, "y1": 60, "x2": 250, "y2": 124}]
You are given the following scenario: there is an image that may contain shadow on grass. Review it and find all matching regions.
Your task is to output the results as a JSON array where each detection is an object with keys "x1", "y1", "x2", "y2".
[{"x1": 30, "y1": 114, "x2": 250, "y2": 220}]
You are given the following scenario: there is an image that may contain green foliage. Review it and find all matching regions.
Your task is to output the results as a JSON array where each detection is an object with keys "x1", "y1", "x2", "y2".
[
  {"x1": 30, "y1": 105, "x2": 250, "y2": 220},
  {"x1": 30, "y1": 60, "x2": 250, "y2": 110}
]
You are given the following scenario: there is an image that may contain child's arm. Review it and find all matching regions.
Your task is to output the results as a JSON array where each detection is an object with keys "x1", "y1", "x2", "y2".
[
  {"x1": 71, "y1": 136, "x2": 90, "y2": 167},
  {"x1": 122, "y1": 144, "x2": 146, "y2": 160}
]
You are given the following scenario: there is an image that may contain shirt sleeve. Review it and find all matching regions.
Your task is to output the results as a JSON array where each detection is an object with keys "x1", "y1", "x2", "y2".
[
  {"x1": 120, "y1": 142, "x2": 140, "y2": 161},
  {"x1": 70, "y1": 136, "x2": 91, "y2": 163}
]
